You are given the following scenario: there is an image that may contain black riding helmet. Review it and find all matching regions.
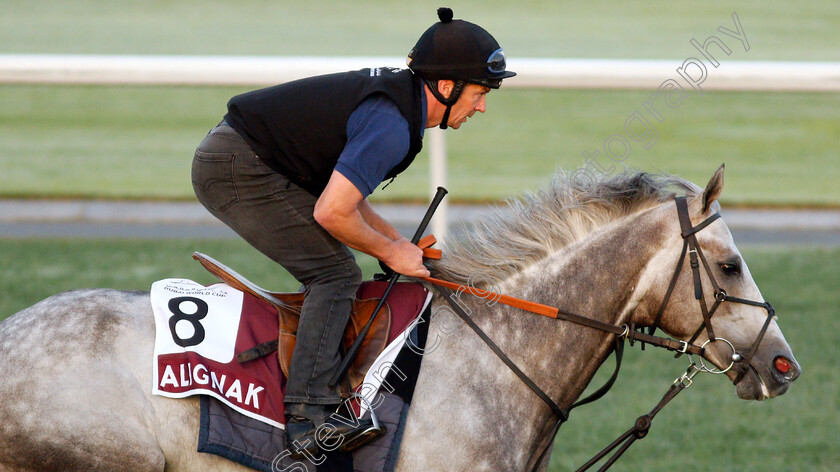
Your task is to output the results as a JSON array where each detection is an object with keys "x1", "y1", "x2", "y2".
[{"x1": 407, "y1": 7, "x2": 516, "y2": 129}]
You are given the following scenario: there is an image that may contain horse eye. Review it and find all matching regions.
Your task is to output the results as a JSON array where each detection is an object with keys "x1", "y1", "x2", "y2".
[{"x1": 719, "y1": 262, "x2": 741, "y2": 276}]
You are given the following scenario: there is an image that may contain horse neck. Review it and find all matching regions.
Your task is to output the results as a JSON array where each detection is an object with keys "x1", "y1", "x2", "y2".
[
  {"x1": 483, "y1": 205, "x2": 671, "y2": 407},
  {"x1": 401, "y1": 207, "x2": 675, "y2": 471}
]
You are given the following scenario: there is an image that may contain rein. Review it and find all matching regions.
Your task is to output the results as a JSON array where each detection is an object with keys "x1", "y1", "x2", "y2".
[
  {"x1": 417, "y1": 196, "x2": 777, "y2": 471},
  {"x1": 420, "y1": 276, "x2": 706, "y2": 356}
]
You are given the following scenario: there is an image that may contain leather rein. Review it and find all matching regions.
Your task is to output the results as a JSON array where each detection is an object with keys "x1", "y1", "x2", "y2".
[{"x1": 418, "y1": 196, "x2": 777, "y2": 472}]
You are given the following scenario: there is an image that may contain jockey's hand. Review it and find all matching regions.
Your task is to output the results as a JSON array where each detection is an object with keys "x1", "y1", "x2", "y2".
[{"x1": 383, "y1": 238, "x2": 431, "y2": 278}]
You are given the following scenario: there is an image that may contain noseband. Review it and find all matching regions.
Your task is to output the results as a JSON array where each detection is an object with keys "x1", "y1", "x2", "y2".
[{"x1": 427, "y1": 195, "x2": 778, "y2": 471}]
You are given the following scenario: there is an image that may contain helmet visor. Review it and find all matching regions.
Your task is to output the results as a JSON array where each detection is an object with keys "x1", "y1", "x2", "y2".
[{"x1": 487, "y1": 48, "x2": 508, "y2": 74}]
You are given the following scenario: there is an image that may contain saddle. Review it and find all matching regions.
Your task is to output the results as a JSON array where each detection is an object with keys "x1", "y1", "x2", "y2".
[{"x1": 192, "y1": 252, "x2": 392, "y2": 389}]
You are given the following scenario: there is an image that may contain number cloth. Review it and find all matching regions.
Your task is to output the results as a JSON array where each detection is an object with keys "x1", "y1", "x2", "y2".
[{"x1": 151, "y1": 279, "x2": 286, "y2": 427}]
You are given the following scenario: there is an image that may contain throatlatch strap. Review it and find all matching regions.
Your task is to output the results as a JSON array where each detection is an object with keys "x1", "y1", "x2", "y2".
[{"x1": 675, "y1": 197, "x2": 717, "y2": 342}]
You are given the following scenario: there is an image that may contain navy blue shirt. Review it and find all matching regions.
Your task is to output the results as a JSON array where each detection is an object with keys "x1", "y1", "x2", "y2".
[{"x1": 335, "y1": 91, "x2": 426, "y2": 198}]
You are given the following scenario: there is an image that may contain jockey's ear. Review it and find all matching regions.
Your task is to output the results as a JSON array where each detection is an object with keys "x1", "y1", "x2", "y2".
[
  {"x1": 437, "y1": 80, "x2": 455, "y2": 100},
  {"x1": 692, "y1": 164, "x2": 725, "y2": 215}
]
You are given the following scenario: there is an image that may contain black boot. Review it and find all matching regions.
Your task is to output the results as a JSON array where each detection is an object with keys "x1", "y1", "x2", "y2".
[
  {"x1": 285, "y1": 415, "x2": 320, "y2": 460},
  {"x1": 285, "y1": 403, "x2": 385, "y2": 458}
]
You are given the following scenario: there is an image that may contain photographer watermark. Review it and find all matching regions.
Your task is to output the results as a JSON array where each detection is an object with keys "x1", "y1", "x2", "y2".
[
  {"x1": 578, "y1": 11, "x2": 749, "y2": 181},
  {"x1": 272, "y1": 363, "x2": 407, "y2": 470},
  {"x1": 271, "y1": 12, "x2": 754, "y2": 470}
]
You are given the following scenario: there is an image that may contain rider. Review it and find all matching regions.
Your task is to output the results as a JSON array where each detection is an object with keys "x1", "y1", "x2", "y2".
[{"x1": 191, "y1": 7, "x2": 515, "y2": 458}]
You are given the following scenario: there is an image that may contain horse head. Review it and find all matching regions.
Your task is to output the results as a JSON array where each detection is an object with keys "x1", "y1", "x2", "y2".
[{"x1": 634, "y1": 164, "x2": 801, "y2": 400}]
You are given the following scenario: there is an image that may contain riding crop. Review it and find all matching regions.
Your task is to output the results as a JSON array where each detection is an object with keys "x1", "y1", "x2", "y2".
[{"x1": 329, "y1": 186, "x2": 448, "y2": 389}]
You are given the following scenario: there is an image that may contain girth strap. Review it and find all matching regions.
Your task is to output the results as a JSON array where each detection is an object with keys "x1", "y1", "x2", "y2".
[{"x1": 237, "y1": 339, "x2": 278, "y2": 363}]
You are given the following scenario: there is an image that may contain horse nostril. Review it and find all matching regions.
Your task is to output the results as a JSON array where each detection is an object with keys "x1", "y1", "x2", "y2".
[{"x1": 774, "y1": 356, "x2": 793, "y2": 374}]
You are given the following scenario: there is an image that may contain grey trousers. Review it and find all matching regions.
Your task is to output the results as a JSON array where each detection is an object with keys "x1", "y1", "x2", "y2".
[{"x1": 191, "y1": 123, "x2": 361, "y2": 408}]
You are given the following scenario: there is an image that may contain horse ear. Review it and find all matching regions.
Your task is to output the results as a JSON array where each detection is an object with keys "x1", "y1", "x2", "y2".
[{"x1": 697, "y1": 164, "x2": 725, "y2": 214}]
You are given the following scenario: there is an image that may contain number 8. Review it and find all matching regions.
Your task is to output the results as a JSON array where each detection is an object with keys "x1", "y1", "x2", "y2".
[{"x1": 168, "y1": 296, "x2": 208, "y2": 347}]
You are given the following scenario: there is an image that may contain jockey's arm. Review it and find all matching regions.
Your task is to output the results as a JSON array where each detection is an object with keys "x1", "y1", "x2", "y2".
[
  {"x1": 314, "y1": 170, "x2": 429, "y2": 277},
  {"x1": 356, "y1": 198, "x2": 402, "y2": 242}
]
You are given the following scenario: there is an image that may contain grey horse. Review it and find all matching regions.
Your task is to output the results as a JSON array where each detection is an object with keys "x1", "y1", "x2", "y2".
[{"x1": 0, "y1": 167, "x2": 799, "y2": 471}]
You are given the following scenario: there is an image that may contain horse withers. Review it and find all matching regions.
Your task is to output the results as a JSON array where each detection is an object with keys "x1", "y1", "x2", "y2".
[{"x1": 0, "y1": 166, "x2": 800, "y2": 472}]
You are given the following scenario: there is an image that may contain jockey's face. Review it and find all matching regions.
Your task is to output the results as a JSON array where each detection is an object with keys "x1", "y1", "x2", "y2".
[{"x1": 444, "y1": 83, "x2": 490, "y2": 129}]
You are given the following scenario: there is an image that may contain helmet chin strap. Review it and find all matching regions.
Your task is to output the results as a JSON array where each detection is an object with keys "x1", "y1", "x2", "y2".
[
  {"x1": 425, "y1": 79, "x2": 465, "y2": 129},
  {"x1": 439, "y1": 105, "x2": 453, "y2": 130}
]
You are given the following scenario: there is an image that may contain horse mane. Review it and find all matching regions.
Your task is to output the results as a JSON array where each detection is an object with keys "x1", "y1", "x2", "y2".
[{"x1": 429, "y1": 169, "x2": 701, "y2": 287}]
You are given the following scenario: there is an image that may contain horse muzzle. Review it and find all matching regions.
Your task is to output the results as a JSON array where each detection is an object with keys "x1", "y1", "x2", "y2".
[{"x1": 733, "y1": 351, "x2": 801, "y2": 401}]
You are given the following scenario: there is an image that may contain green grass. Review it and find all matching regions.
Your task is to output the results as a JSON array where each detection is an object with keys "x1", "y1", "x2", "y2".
[
  {"x1": 2, "y1": 85, "x2": 838, "y2": 205},
  {"x1": 0, "y1": 84, "x2": 244, "y2": 200},
  {"x1": 1, "y1": 1, "x2": 837, "y2": 206},
  {"x1": 0, "y1": 2, "x2": 836, "y2": 469},
  {"x1": 1, "y1": 0, "x2": 838, "y2": 60},
  {"x1": 550, "y1": 246, "x2": 840, "y2": 471},
  {"x1": 0, "y1": 240, "x2": 837, "y2": 471},
  {"x1": 0, "y1": 238, "x2": 381, "y2": 317}
]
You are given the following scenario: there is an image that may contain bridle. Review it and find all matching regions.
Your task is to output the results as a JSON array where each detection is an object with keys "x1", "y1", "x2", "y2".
[
  {"x1": 649, "y1": 196, "x2": 776, "y2": 384},
  {"x1": 422, "y1": 195, "x2": 778, "y2": 471}
]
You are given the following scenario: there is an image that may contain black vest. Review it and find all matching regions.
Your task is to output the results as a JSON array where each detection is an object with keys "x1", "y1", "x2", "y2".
[{"x1": 224, "y1": 68, "x2": 425, "y2": 196}]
